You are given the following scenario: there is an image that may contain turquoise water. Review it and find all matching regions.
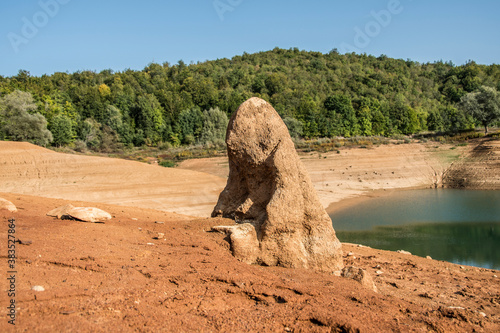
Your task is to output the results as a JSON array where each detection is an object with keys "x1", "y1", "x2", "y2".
[{"x1": 330, "y1": 189, "x2": 500, "y2": 269}]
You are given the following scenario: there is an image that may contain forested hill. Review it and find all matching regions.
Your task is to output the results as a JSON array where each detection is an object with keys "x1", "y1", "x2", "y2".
[{"x1": 1, "y1": 48, "x2": 499, "y2": 150}]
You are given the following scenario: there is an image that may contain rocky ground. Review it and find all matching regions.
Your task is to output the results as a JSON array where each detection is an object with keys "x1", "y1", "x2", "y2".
[{"x1": 1, "y1": 138, "x2": 499, "y2": 332}]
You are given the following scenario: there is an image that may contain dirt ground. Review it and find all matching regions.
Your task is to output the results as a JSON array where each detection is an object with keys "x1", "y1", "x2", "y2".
[
  {"x1": 1, "y1": 193, "x2": 499, "y2": 332},
  {"x1": 1, "y1": 140, "x2": 499, "y2": 332}
]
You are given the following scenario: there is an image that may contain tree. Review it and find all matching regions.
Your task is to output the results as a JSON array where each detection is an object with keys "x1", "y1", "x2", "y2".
[
  {"x1": 0, "y1": 90, "x2": 53, "y2": 146},
  {"x1": 78, "y1": 118, "x2": 102, "y2": 149},
  {"x1": 324, "y1": 95, "x2": 357, "y2": 137},
  {"x1": 50, "y1": 114, "x2": 74, "y2": 146},
  {"x1": 427, "y1": 109, "x2": 444, "y2": 132},
  {"x1": 356, "y1": 105, "x2": 372, "y2": 136},
  {"x1": 176, "y1": 107, "x2": 203, "y2": 144},
  {"x1": 283, "y1": 116, "x2": 303, "y2": 138},
  {"x1": 390, "y1": 101, "x2": 420, "y2": 135},
  {"x1": 460, "y1": 86, "x2": 500, "y2": 133},
  {"x1": 200, "y1": 107, "x2": 228, "y2": 145},
  {"x1": 133, "y1": 94, "x2": 164, "y2": 144}
]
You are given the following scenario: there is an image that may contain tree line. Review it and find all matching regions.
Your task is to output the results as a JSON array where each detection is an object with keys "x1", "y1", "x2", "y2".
[{"x1": 1, "y1": 48, "x2": 499, "y2": 150}]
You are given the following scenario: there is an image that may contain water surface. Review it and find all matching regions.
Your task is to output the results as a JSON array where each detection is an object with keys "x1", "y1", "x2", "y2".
[{"x1": 330, "y1": 189, "x2": 500, "y2": 269}]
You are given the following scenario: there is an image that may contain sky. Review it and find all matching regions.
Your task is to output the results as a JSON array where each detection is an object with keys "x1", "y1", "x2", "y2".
[{"x1": 1, "y1": 0, "x2": 499, "y2": 77}]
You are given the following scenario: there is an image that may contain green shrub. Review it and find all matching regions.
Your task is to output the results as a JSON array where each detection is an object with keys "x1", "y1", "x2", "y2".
[{"x1": 159, "y1": 160, "x2": 176, "y2": 168}]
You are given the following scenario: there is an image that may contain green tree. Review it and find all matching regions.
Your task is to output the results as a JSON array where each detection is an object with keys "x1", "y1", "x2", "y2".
[
  {"x1": 460, "y1": 86, "x2": 500, "y2": 133},
  {"x1": 50, "y1": 114, "x2": 74, "y2": 146},
  {"x1": 265, "y1": 73, "x2": 287, "y2": 96},
  {"x1": 176, "y1": 107, "x2": 203, "y2": 144},
  {"x1": 427, "y1": 109, "x2": 444, "y2": 131},
  {"x1": 0, "y1": 90, "x2": 53, "y2": 146},
  {"x1": 390, "y1": 101, "x2": 420, "y2": 135},
  {"x1": 356, "y1": 105, "x2": 372, "y2": 136},
  {"x1": 104, "y1": 105, "x2": 123, "y2": 131},
  {"x1": 133, "y1": 94, "x2": 164, "y2": 144},
  {"x1": 78, "y1": 118, "x2": 102, "y2": 149},
  {"x1": 283, "y1": 116, "x2": 303, "y2": 138},
  {"x1": 200, "y1": 107, "x2": 228, "y2": 145},
  {"x1": 324, "y1": 95, "x2": 357, "y2": 137}
]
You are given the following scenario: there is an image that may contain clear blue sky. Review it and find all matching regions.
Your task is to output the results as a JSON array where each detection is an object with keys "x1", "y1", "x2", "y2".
[{"x1": 1, "y1": 0, "x2": 499, "y2": 77}]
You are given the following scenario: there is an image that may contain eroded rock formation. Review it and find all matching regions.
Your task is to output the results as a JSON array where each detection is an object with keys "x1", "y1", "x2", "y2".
[{"x1": 212, "y1": 97, "x2": 343, "y2": 272}]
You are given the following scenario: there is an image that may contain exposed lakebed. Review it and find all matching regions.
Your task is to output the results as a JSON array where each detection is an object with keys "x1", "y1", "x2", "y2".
[{"x1": 330, "y1": 189, "x2": 500, "y2": 269}]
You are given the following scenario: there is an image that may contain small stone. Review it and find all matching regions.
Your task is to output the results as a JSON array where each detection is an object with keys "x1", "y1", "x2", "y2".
[
  {"x1": 397, "y1": 250, "x2": 412, "y2": 255},
  {"x1": 342, "y1": 266, "x2": 377, "y2": 292},
  {"x1": 426, "y1": 256, "x2": 432, "y2": 259},
  {"x1": 147, "y1": 243, "x2": 155, "y2": 246},
  {"x1": 152, "y1": 233, "x2": 164, "y2": 240},
  {"x1": 131, "y1": 218, "x2": 138, "y2": 221},
  {"x1": 375, "y1": 270, "x2": 383, "y2": 275},
  {"x1": 493, "y1": 275, "x2": 497, "y2": 278},
  {"x1": 347, "y1": 252, "x2": 354, "y2": 256},
  {"x1": 32, "y1": 285, "x2": 45, "y2": 292},
  {"x1": 447, "y1": 306, "x2": 465, "y2": 310},
  {"x1": 479, "y1": 312, "x2": 487, "y2": 317},
  {"x1": 155, "y1": 221, "x2": 164, "y2": 224},
  {"x1": 375, "y1": 265, "x2": 381, "y2": 269}
]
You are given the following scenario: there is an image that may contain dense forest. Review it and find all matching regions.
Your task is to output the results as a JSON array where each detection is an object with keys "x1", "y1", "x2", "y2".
[{"x1": 1, "y1": 48, "x2": 500, "y2": 151}]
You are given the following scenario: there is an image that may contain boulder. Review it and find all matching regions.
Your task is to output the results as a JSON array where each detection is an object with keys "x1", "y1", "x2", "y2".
[
  {"x1": 47, "y1": 205, "x2": 111, "y2": 223},
  {"x1": 0, "y1": 198, "x2": 17, "y2": 212},
  {"x1": 66, "y1": 207, "x2": 112, "y2": 223},
  {"x1": 212, "y1": 97, "x2": 343, "y2": 272}
]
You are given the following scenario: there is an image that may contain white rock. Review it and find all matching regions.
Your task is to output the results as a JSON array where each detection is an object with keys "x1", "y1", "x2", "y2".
[
  {"x1": 397, "y1": 250, "x2": 412, "y2": 255},
  {"x1": 32, "y1": 285, "x2": 45, "y2": 292},
  {"x1": 0, "y1": 198, "x2": 17, "y2": 212},
  {"x1": 67, "y1": 207, "x2": 112, "y2": 223}
]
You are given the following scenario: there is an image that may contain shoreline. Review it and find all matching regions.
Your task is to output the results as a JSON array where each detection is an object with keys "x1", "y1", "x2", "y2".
[{"x1": 324, "y1": 185, "x2": 431, "y2": 215}]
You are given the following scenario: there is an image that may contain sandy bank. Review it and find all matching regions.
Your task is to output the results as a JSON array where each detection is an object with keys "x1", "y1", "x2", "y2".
[
  {"x1": 179, "y1": 142, "x2": 466, "y2": 213},
  {"x1": 0, "y1": 141, "x2": 224, "y2": 217}
]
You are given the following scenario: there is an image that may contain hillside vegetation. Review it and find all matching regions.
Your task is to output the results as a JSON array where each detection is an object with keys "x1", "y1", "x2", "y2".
[{"x1": 1, "y1": 48, "x2": 499, "y2": 151}]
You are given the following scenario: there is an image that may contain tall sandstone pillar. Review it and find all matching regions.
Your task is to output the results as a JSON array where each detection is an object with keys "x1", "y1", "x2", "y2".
[{"x1": 212, "y1": 97, "x2": 343, "y2": 273}]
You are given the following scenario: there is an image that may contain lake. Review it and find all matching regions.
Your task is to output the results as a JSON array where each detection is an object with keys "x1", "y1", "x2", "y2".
[{"x1": 330, "y1": 189, "x2": 500, "y2": 270}]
